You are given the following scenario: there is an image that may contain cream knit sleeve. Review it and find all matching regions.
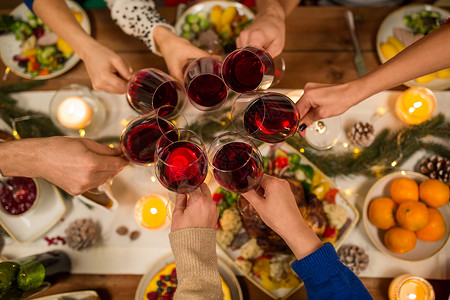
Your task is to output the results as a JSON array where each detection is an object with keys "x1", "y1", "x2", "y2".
[
  {"x1": 169, "y1": 228, "x2": 223, "y2": 300},
  {"x1": 104, "y1": 0, "x2": 175, "y2": 56}
]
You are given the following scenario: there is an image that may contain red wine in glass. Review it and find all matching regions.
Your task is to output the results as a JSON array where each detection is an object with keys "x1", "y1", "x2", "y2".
[
  {"x1": 209, "y1": 133, "x2": 263, "y2": 194},
  {"x1": 185, "y1": 57, "x2": 228, "y2": 111},
  {"x1": 155, "y1": 129, "x2": 208, "y2": 193},
  {"x1": 243, "y1": 92, "x2": 300, "y2": 143},
  {"x1": 221, "y1": 46, "x2": 274, "y2": 93},
  {"x1": 127, "y1": 68, "x2": 185, "y2": 114}
]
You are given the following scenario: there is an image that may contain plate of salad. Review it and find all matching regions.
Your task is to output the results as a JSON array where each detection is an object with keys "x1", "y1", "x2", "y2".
[
  {"x1": 376, "y1": 4, "x2": 450, "y2": 90},
  {"x1": 174, "y1": 0, "x2": 254, "y2": 55},
  {"x1": 211, "y1": 143, "x2": 359, "y2": 299},
  {"x1": 0, "y1": 0, "x2": 91, "y2": 80}
]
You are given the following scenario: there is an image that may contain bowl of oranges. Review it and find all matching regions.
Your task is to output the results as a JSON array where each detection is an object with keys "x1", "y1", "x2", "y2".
[{"x1": 363, "y1": 171, "x2": 449, "y2": 261}]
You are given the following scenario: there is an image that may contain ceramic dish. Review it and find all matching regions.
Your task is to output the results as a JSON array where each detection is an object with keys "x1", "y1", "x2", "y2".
[
  {"x1": 210, "y1": 142, "x2": 359, "y2": 299},
  {"x1": 135, "y1": 254, "x2": 243, "y2": 300},
  {"x1": 363, "y1": 171, "x2": 450, "y2": 261},
  {"x1": 0, "y1": 118, "x2": 66, "y2": 244},
  {"x1": 0, "y1": 0, "x2": 91, "y2": 80},
  {"x1": 376, "y1": 4, "x2": 450, "y2": 90},
  {"x1": 32, "y1": 290, "x2": 99, "y2": 300}
]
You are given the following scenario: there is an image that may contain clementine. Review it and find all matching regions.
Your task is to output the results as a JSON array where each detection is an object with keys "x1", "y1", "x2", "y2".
[
  {"x1": 368, "y1": 197, "x2": 398, "y2": 230},
  {"x1": 416, "y1": 208, "x2": 447, "y2": 242},
  {"x1": 384, "y1": 227, "x2": 417, "y2": 254},
  {"x1": 390, "y1": 177, "x2": 419, "y2": 204},
  {"x1": 396, "y1": 200, "x2": 429, "y2": 231},
  {"x1": 419, "y1": 179, "x2": 449, "y2": 208}
]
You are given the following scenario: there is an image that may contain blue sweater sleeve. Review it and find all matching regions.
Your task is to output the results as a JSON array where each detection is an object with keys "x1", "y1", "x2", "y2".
[
  {"x1": 291, "y1": 243, "x2": 373, "y2": 300},
  {"x1": 23, "y1": 0, "x2": 35, "y2": 13}
]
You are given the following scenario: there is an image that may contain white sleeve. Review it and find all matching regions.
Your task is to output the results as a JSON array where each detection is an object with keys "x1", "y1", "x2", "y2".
[{"x1": 104, "y1": 0, "x2": 175, "y2": 56}]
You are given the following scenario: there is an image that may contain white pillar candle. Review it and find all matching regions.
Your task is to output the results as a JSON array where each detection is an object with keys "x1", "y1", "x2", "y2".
[{"x1": 56, "y1": 96, "x2": 93, "y2": 129}]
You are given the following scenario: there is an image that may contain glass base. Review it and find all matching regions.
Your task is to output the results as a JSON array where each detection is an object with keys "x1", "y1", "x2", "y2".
[{"x1": 305, "y1": 116, "x2": 342, "y2": 150}]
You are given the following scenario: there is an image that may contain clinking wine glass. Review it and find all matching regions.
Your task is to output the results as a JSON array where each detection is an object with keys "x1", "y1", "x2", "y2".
[
  {"x1": 305, "y1": 116, "x2": 342, "y2": 150},
  {"x1": 231, "y1": 91, "x2": 300, "y2": 143},
  {"x1": 221, "y1": 46, "x2": 275, "y2": 93},
  {"x1": 127, "y1": 68, "x2": 186, "y2": 115},
  {"x1": 155, "y1": 128, "x2": 208, "y2": 194},
  {"x1": 119, "y1": 106, "x2": 187, "y2": 166},
  {"x1": 184, "y1": 57, "x2": 228, "y2": 111}
]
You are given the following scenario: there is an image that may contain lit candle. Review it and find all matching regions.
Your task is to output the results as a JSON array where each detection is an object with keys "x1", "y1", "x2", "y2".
[
  {"x1": 395, "y1": 87, "x2": 436, "y2": 125},
  {"x1": 56, "y1": 96, "x2": 93, "y2": 129},
  {"x1": 389, "y1": 274, "x2": 435, "y2": 300},
  {"x1": 134, "y1": 195, "x2": 168, "y2": 230}
]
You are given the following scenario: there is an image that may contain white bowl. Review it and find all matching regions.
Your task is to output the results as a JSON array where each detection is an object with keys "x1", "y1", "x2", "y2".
[{"x1": 363, "y1": 171, "x2": 450, "y2": 261}]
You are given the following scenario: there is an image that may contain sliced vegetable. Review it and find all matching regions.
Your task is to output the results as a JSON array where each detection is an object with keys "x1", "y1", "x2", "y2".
[
  {"x1": 11, "y1": 20, "x2": 32, "y2": 41},
  {"x1": 324, "y1": 189, "x2": 339, "y2": 204},
  {"x1": 36, "y1": 45, "x2": 57, "y2": 66}
]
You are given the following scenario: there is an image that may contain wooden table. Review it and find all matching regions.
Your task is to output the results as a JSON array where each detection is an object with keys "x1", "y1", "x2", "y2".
[{"x1": 1, "y1": 2, "x2": 450, "y2": 299}]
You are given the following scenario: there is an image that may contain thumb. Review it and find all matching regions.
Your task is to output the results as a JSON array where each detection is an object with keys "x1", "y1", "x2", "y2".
[
  {"x1": 173, "y1": 193, "x2": 187, "y2": 217},
  {"x1": 112, "y1": 57, "x2": 132, "y2": 81},
  {"x1": 241, "y1": 189, "x2": 264, "y2": 207}
]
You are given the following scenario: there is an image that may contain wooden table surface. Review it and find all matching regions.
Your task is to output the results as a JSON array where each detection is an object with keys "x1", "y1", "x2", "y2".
[{"x1": 1, "y1": 2, "x2": 450, "y2": 299}]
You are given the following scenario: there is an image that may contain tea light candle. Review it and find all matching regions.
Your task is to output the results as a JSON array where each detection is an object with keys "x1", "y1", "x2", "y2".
[
  {"x1": 389, "y1": 274, "x2": 435, "y2": 300},
  {"x1": 395, "y1": 87, "x2": 436, "y2": 125},
  {"x1": 56, "y1": 96, "x2": 93, "y2": 129},
  {"x1": 134, "y1": 195, "x2": 168, "y2": 230}
]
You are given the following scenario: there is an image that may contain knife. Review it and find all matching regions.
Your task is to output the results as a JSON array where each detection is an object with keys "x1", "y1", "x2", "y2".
[{"x1": 344, "y1": 10, "x2": 367, "y2": 77}]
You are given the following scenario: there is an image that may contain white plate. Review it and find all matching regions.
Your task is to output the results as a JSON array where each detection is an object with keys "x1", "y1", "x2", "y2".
[
  {"x1": 0, "y1": 0, "x2": 91, "y2": 80},
  {"x1": 174, "y1": 0, "x2": 255, "y2": 35},
  {"x1": 210, "y1": 142, "x2": 359, "y2": 299},
  {"x1": 363, "y1": 171, "x2": 450, "y2": 261},
  {"x1": 0, "y1": 119, "x2": 66, "y2": 244},
  {"x1": 376, "y1": 4, "x2": 450, "y2": 90},
  {"x1": 135, "y1": 254, "x2": 243, "y2": 300},
  {"x1": 32, "y1": 290, "x2": 99, "y2": 300}
]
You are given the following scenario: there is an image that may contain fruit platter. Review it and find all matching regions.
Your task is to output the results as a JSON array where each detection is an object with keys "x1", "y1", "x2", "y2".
[
  {"x1": 376, "y1": 4, "x2": 450, "y2": 90},
  {"x1": 174, "y1": 0, "x2": 255, "y2": 55},
  {"x1": 364, "y1": 171, "x2": 450, "y2": 261},
  {"x1": 211, "y1": 143, "x2": 359, "y2": 299},
  {"x1": 0, "y1": 0, "x2": 91, "y2": 80}
]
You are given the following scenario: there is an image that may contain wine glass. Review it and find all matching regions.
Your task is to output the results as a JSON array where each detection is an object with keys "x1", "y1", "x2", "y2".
[
  {"x1": 127, "y1": 68, "x2": 186, "y2": 115},
  {"x1": 184, "y1": 57, "x2": 228, "y2": 111},
  {"x1": 120, "y1": 106, "x2": 186, "y2": 166},
  {"x1": 155, "y1": 128, "x2": 208, "y2": 194},
  {"x1": 231, "y1": 91, "x2": 300, "y2": 143},
  {"x1": 208, "y1": 132, "x2": 264, "y2": 194},
  {"x1": 221, "y1": 46, "x2": 274, "y2": 93},
  {"x1": 305, "y1": 116, "x2": 342, "y2": 150}
]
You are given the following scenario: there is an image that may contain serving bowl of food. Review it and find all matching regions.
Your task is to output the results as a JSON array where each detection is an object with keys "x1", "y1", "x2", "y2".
[
  {"x1": 363, "y1": 171, "x2": 450, "y2": 261},
  {"x1": 211, "y1": 142, "x2": 359, "y2": 299},
  {"x1": 174, "y1": 0, "x2": 255, "y2": 54},
  {"x1": 376, "y1": 4, "x2": 450, "y2": 89}
]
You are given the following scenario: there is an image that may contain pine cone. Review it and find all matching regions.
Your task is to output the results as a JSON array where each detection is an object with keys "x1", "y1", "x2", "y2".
[
  {"x1": 419, "y1": 156, "x2": 449, "y2": 183},
  {"x1": 347, "y1": 122, "x2": 375, "y2": 148},
  {"x1": 337, "y1": 245, "x2": 369, "y2": 275},
  {"x1": 65, "y1": 219, "x2": 100, "y2": 251}
]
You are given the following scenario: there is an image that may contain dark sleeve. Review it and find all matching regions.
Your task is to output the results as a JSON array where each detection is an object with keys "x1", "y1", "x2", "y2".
[
  {"x1": 291, "y1": 243, "x2": 373, "y2": 300},
  {"x1": 23, "y1": 0, "x2": 35, "y2": 12}
]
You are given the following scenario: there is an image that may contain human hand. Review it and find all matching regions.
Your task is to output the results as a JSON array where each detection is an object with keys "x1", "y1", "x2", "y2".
[
  {"x1": 236, "y1": 2, "x2": 286, "y2": 57},
  {"x1": 241, "y1": 174, "x2": 322, "y2": 259},
  {"x1": 296, "y1": 82, "x2": 361, "y2": 137},
  {"x1": 30, "y1": 137, "x2": 129, "y2": 195},
  {"x1": 154, "y1": 26, "x2": 222, "y2": 83},
  {"x1": 171, "y1": 184, "x2": 219, "y2": 231},
  {"x1": 80, "y1": 39, "x2": 132, "y2": 94}
]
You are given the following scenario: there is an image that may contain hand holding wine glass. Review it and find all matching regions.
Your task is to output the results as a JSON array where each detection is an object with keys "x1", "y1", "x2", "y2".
[{"x1": 155, "y1": 129, "x2": 208, "y2": 193}]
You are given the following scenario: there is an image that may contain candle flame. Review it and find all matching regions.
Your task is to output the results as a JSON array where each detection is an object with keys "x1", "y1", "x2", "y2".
[{"x1": 150, "y1": 207, "x2": 157, "y2": 215}]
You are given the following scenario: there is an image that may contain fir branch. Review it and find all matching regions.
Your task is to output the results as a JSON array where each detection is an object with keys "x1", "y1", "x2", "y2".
[{"x1": 0, "y1": 81, "x2": 45, "y2": 94}]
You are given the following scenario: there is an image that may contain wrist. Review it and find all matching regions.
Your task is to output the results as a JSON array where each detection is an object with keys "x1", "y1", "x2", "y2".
[
  {"x1": 154, "y1": 26, "x2": 177, "y2": 54},
  {"x1": 76, "y1": 37, "x2": 102, "y2": 62},
  {"x1": 256, "y1": 0, "x2": 286, "y2": 21},
  {"x1": 280, "y1": 222, "x2": 323, "y2": 260}
]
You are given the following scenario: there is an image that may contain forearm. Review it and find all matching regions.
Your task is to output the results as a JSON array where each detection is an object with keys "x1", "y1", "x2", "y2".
[
  {"x1": 32, "y1": 0, "x2": 95, "y2": 61},
  {"x1": 169, "y1": 228, "x2": 222, "y2": 300},
  {"x1": 278, "y1": 220, "x2": 323, "y2": 260},
  {"x1": 0, "y1": 139, "x2": 41, "y2": 178},
  {"x1": 255, "y1": 0, "x2": 286, "y2": 19},
  {"x1": 350, "y1": 24, "x2": 450, "y2": 100}
]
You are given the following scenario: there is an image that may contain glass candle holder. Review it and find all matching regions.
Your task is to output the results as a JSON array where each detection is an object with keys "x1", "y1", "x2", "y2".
[
  {"x1": 395, "y1": 87, "x2": 436, "y2": 125},
  {"x1": 388, "y1": 274, "x2": 435, "y2": 300},
  {"x1": 49, "y1": 84, "x2": 106, "y2": 138},
  {"x1": 134, "y1": 194, "x2": 169, "y2": 230}
]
